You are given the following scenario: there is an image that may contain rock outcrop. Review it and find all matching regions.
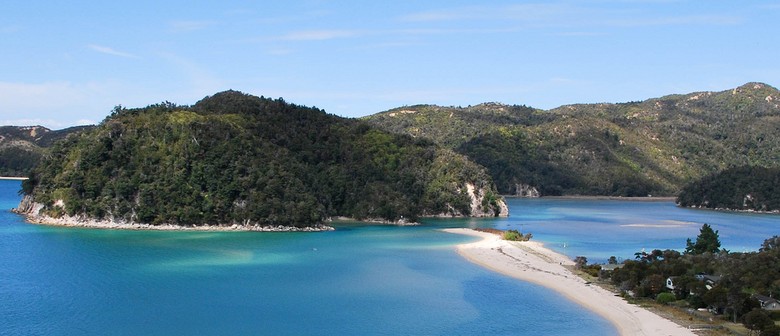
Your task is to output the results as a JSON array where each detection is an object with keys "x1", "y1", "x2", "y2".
[{"x1": 514, "y1": 183, "x2": 541, "y2": 198}]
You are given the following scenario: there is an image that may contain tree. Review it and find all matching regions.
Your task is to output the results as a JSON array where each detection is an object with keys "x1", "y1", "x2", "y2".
[
  {"x1": 760, "y1": 236, "x2": 780, "y2": 253},
  {"x1": 574, "y1": 256, "x2": 588, "y2": 269},
  {"x1": 685, "y1": 224, "x2": 722, "y2": 254},
  {"x1": 742, "y1": 309, "x2": 774, "y2": 336}
]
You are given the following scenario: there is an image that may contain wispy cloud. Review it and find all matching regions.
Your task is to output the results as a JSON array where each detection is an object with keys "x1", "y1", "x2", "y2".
[
  {"x1": 400, "y1": 4, "x2": 742, "y2": 28},
  {"x1": 88, "y1": 44, "x2": 139, "y2": 59},
  {"x1": 605, "y1": 14, "x2": 742, "y2": 27},
  {"x1": 169, "y1": 20, "x2": 217, "y2": 33},
  {"x1": 277, "y1": 29, "x2": 361, "y2": 41},
  {"x1": 0, "y1": 118, "x2": 96, "y2": 128},
  {"x1": 0, "y1": 81, "x2": 110, "y2": 128},
  {"x1": 400, "y1": 4, "x2": 572, "y2": 23}
]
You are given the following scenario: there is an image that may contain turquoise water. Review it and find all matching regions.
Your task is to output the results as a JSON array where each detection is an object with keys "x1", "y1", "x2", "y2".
[
  {"x1": 488, "y1": 198, "x2": 780, "y2": 262},
  {"x1": 0, "y1": 180, "x2": 612, "y2": 335},
  {"x1": 2, "y1": 181, "x2": 779, "y2": 335}
]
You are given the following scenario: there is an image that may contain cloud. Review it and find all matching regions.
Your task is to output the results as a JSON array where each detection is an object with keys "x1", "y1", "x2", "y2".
[
  {"x1": 604, "y1": 14, "x2": 742, "y2": 27},
  {"x1": 88, "y1": 44, "x2": 139, "y2": 58},
  {"x1": 400, "y1": 4, "x2": 572, "y2": 23},
  {"x1": 0, "y1": 118, "x2": 95, "y2": 128},
  {"x1": 277, "y1": 29, "x2": 361, "y2": 41},
  {"x1": 168, "y1": 20, "x2": 217, "y2": 33},
  {"x1": 399, "y1": 4, "x2": 742, "y2": 29},
  {"x1": 0, "y1": 81, "x2": 119, "y2": 128}
]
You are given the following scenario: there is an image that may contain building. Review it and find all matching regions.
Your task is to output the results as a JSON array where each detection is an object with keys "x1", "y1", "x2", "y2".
[{"x1": 754, "y1": 294, "x2": 780, "y2": 311}]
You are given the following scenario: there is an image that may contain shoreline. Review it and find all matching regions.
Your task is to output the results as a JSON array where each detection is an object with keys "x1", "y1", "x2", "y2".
[
  {"x1": 538, "y1": 195, "x2": 677, "y2": 202},
  {"x1": 442, "y1": 228, "x2": 696, "y2": 336},
  {"x1": 19, "y1": 215, "x2": 335, "y2": 232},
  {"x1": 10, "y1": 195, "x2": 334, "y2": 232}
]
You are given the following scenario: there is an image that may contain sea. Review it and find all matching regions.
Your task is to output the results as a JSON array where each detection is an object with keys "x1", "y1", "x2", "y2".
[{"x1": 1, "y1": 179, "x2": 778, "y2": 335}]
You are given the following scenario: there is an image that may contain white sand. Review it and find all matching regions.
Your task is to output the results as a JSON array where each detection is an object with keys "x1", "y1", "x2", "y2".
[{"x1": 443, "y1": 228, "x2": 696, "y2": 336}]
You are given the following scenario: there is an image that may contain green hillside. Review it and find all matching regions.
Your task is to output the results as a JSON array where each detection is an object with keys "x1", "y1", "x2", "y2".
[
  {"x1": 19, "y1": 91, "x2": 505, "y2": 228},
  {"x1": 364, "y1": 83, "x2": 780, "y2": 196},
  {"x1": 677, "y1": 166, "x2": 780, "y2": 212},
  {"x1": 0, "y1": 125, "x2": 92, "y2": 176}
]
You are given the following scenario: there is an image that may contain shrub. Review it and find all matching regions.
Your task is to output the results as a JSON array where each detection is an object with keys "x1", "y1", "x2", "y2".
[
  {"x1": 656, "y1": 292, "x2": 677, "y2": 305},
  {"x1": 503, "y1": 230, "x2": 523, "y2": 241}
]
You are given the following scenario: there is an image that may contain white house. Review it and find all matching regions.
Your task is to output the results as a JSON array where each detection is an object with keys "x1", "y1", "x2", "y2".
[{"x1": 754, "y1": 295, "x2": 780, "y2": 311}]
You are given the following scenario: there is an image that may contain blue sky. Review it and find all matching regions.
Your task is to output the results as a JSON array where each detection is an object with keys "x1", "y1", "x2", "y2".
[{"x1": 1, "y1": 1, "x2": 778, "y2": 128}]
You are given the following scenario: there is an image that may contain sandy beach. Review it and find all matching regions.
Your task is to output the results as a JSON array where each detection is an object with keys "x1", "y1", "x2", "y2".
[{"x1": 443, "y1": 228, "x2": 696, "y2": 336}]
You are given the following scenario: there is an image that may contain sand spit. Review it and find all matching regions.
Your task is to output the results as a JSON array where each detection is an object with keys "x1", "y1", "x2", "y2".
[{"x1": 442, "y1": 228, "x2": 696, "y2": 336}]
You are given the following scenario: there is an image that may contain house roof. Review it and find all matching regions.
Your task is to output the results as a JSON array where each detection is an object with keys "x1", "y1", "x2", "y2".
[{"x1": 754, "y1": 294, "x2": 778, "y2": 303}]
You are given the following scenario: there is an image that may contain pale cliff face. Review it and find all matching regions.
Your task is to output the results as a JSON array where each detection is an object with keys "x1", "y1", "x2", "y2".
[{"x1": 465, "y1": 182, "x2": 509, "y2": 218}]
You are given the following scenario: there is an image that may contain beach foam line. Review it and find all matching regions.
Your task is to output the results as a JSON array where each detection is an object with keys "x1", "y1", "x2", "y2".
[{"x1": 442, "y1": 228, "x2": 696, "y2": 336}]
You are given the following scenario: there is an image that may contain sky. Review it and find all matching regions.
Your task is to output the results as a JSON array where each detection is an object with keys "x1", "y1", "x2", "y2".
[{"x1": 1, "y1": 1, "x2": 778, "y2": 129}]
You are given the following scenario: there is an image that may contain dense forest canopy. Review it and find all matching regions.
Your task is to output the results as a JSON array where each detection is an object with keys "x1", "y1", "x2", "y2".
[
  {"x1": 364, "y1": 83, "x2": 780, "y2": 197},
  {"x1": 677, "y1": 166, "x2": 780, "y2": 212},
  {"x1": 20, "y1": 91, "x2": 505, "y2": 227}
]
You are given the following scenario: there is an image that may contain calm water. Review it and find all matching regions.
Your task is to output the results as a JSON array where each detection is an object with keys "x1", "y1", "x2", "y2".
[{"x1": 1, "y1": 181, "x2": 778, "y2": 335}]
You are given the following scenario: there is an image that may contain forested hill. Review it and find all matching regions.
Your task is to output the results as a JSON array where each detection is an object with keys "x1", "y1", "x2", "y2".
[
  {"x1": 0, "y1": 125, "x2": 93, "y2": 176},
  {"x1": 19, "y1": 91, "x2": 506, "y2": 228},
  {"x1": 364, "y1": 82, "x2": 780, "y2": 197},
  {"x1": 677, "y1": 166, "x2": 780, "y2": 212}
]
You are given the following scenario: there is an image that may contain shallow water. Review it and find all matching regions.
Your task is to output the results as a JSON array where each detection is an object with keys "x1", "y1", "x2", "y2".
[
  {"x1": 493, "y1": 198, "x2": 780, "y2": 262},
  {"x1": 0, "y1": 181, "x2": 613, "y2": 335},
  {"x1": 3, "y1": 180, "x2": 779, "y2": 335}
]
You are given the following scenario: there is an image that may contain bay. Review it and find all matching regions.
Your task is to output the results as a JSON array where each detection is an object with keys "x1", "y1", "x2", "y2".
[
  {"x1": 2, "y1": 180, "x2": 779, "y2": 335},
  {"x1": 0, "y1": 180, "x2": 611, "y2": 335}
]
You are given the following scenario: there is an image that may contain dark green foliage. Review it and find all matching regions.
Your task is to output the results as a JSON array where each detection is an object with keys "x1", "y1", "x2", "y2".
[
  {"x1": 685, "y1": 224, "x2": 722, "y2": 254},
  {"x1": 0, "y1": 146, "x2": 41, "y2": 177},
  {"x1": 743, "y1": 309, "x2": 776, "y2": 334},
  {"x1": 677, "y1": 166, "x2": 780, "y2": 212},
  {"x1": 365, "y1": 83, "x2": 780, "y2": 196},
  {"x1": 609, "y1": 232, "x2": 780, "y2": 323},
  {"x1": 23, "y1": 91, "x2": 504, "y2": 227},
  {"x1": 456, "y1": 129, "x2": 577, "y2": 195}
]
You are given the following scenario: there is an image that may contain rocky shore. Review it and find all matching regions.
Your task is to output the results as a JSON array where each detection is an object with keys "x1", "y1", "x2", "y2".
[{"x1": 12, "y1": 196, "x2": 334, "y2": 232}]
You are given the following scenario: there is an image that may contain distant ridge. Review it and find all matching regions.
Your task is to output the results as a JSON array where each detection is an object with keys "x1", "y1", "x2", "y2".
[
  {"x1": 364, "y1": 82, "x2": 780, "y2": 197},
  {"x1": 0, "y1": 125, "x2": 93, "y2": 176}
]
